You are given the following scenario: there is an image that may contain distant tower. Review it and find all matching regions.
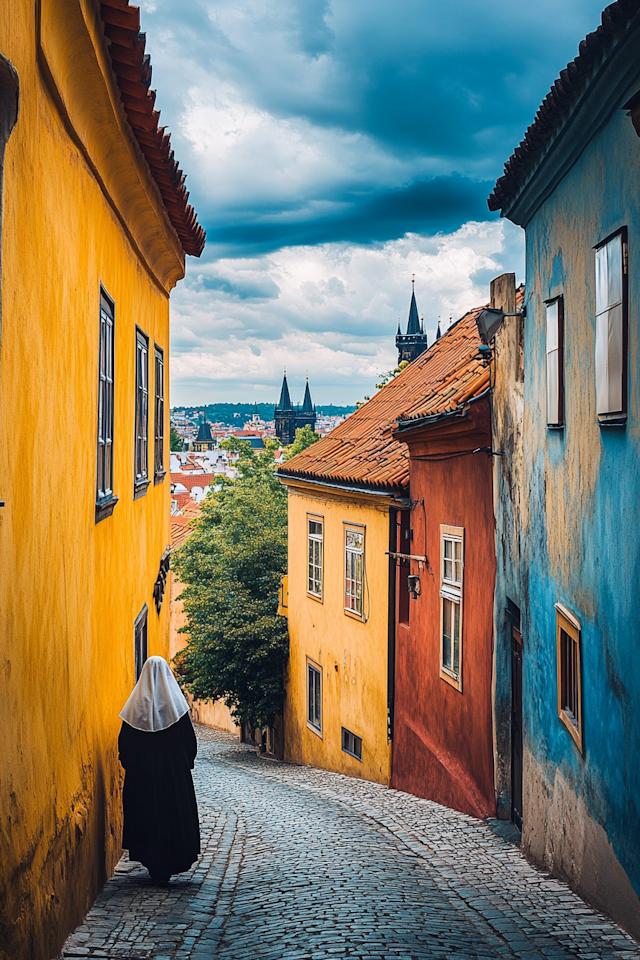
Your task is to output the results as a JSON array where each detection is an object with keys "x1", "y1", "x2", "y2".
[
  {"x1": 193, "y1": 412, "x2": 216, "y2": 451},
  {"x1": 396, "y1": 277, "x2": 428, "y2": 364},
  {"x1": 274, "y1": 372, "x2": 317, "y2": 444}
]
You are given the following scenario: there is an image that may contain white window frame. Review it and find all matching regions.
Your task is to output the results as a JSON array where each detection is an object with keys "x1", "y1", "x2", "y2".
[
  {"x1": 307, "y1": 514, "x2": 323, "y2": 601},
  {"x1": 595, "y1": 228, "x2": 627, "y2": 420},
  {"x1": 344, "y1": 524, "x2": 365, "y2": 619},
  {"x1": 439, "y1": 524, "x2": 464, "y2": 692},
  {"x1": 545, "y1": 296, "x2": 564, "y2": 427},
  {"x1": 306, "y1": 659, "x2": 322, "y2": 736}
]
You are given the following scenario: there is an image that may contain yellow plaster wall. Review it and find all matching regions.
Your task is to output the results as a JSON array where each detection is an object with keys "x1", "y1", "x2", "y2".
[
  {"x1": 283, "y1": 482, "x2": 391, "y2": 785},
  {"x1": 0, "y1": 5, "x2": 184, "y2": 958}
]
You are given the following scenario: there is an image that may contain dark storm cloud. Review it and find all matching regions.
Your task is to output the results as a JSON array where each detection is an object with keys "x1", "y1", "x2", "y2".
[
  {"x1": 141, "y1": 0, "x2": 606, "y2": 257},
  {"x1": 204, "y1": 176, "x2": 494, "y2": 256}
]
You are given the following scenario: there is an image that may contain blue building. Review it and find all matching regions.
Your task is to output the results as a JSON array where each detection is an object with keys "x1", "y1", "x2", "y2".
[{"x1": 489, "y1": 2, "x2": 640, "y2": 937}]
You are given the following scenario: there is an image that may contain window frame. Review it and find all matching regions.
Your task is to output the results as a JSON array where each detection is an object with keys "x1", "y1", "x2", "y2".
[
  {"x1": 594, "y1": 227, "x2": 628, "y2": 424},
  {"x1": 555, "y1": 604, "x2": 583, "y2": 753},
  {"x1": 306, "y1": 658, "x2": 322, "y2": 737},
  {"x1": 95, "y1": 288, "x2": 118, "y2": 523},
  {"x1": 341, "y1": 727, "x2": 363, "y2": 762},
  {"x1": 134, "y1": 603, "x2": 148, "y2": 681},
  {"x1": 307, "y1": 514, "x2": 324, "y2": 601},
  {"x1": 344, "y1": 523, "x2": 366, "y2": 620},
  {"x1": 153, "y1": 344, "x2": 165, "y2": 483},
  {"x1": 439, "y1": 524, "x2": 464, "y2": 692},
  {"x1": 545, "y1": 295, "x2": 564, "y2": 428},
  {"x1": 134, "y1": 327, "x2": 150, "y2": 497}
]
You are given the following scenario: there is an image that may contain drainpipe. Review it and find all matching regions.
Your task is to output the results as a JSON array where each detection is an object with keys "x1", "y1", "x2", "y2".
[{"x1": 387, "y1": 507, "x2": 397, "y2": 744}]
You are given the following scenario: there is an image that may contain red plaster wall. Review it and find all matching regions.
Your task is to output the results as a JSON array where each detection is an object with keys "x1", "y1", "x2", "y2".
[{"x1": 391, "y1": 403, "x2": 496, "y2": 819}]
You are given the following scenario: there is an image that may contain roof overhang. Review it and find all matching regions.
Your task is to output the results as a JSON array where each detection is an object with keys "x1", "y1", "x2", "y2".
[
  {"x1": 277, "y1": 473, "x2": 409, "y2": 507},
  {"x1": 393, "y1": 391, "x2": 491, "y2": 457}
]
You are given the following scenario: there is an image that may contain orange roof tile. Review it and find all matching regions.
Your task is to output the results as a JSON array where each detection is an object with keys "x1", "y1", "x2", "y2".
[{"x1": 278, "y1": 305, "x2": 489, "y2": 492}]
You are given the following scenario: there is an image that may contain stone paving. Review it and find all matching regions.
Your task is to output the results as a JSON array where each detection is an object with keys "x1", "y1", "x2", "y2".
[{"x1": 58, "y1": 724, "x2": 640, "y2": 960}]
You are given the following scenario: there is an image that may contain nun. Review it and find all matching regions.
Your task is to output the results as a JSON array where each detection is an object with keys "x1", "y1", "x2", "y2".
[{"x1": 118, "y1": 656, "x2": 201, "y2": 883}]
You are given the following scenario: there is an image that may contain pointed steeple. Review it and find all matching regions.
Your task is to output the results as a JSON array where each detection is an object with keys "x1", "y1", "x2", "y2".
[
  {"x1": 276, "y1": 370, "x2": 292, "y2": 411},
  {"x1": 301, "y1": 376, "x2": 314, "y2": 413},
  {"x1": 436, "y1": 318, "x2": 442, "y2": 340},
  {"x1": 406, "y1": 276, "x2": 420, "y2": 335},
  {"x1": 396, "y1": 319, "x2": 401, "y2": 336},
  {"x1": 253, "y1": 401, "x2": 259, "y2": 415}
]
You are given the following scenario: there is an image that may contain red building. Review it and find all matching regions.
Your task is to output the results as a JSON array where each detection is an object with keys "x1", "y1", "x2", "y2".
[{"x1": 390, "y1": 308, "x2": 496, "y2": 819}]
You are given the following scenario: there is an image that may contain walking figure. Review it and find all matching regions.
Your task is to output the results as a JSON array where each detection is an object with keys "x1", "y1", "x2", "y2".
[{"x1": 118, "y1": 656, "x2": 201, "y2": 883}]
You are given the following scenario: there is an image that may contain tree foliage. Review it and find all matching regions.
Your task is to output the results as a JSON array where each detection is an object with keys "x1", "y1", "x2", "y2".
[
  {"x1": 375, "y1": 360, "x2": 408, "y2": 391},
  {"x1": 283, "y1": 424, "x2": 321, "y2": 460},
  {"x1": 170, "y1": 426, "x2": 184, "y2": 451},
  {"x1": 172, "y1": 438, "x2": 289, "y2": 727}
]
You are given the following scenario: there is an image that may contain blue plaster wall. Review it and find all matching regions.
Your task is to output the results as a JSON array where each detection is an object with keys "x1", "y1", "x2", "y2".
[{"x1": 520, "y1": 102, "x2": 640, "y2": 923}]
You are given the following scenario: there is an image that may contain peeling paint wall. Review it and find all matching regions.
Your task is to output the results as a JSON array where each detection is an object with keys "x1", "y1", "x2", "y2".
[
  {"x1": 0, "y1": 3, "x2": 182, "y2": 957},
  {"x1": 518, "y1": 100, "x2": 640, "y2": 936}
]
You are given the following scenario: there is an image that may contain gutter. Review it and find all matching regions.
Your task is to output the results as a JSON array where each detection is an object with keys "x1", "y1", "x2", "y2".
[
  {"x1": 277, "y1": 473, "x2": 410, "y2": 506},
  {"x1": 394, "y1": 388, "x2": 490, "y2": 434}
]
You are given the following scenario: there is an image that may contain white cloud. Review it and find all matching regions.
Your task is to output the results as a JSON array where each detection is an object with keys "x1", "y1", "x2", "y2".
[{"x1": 170, "y1": 219, "x2": 524, "y2": 405}]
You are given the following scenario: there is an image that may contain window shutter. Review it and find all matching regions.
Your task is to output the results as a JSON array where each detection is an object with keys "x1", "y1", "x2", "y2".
[
  {"x1": 545, "y1": 298, "x2": 563, "y2": 426},
  {"x1": 595, "y1": 234, "x2": 625, "y2": 416}
]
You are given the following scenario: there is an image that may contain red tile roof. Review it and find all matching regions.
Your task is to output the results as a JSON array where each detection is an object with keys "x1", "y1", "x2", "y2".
[
  {"x1": 171, "y1": 506, "x2": 202, "y2": 549},
  {"x1": 488, "y1": 0, "x2": 640, "y2": 214},
  {"x1": 278, "y1": 305, "x2": 489, "y2": 493},
  {"x1": 170, "y1": 472, "x2": 216, "y2": 492},
  {"x1": 99, "y1": 1, "x2": 205, "y2": 257}
]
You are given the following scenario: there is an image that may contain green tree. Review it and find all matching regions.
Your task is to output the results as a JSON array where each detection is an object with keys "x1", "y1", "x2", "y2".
[
  {"x1": 170, "y1": 425, "x2": 184, "y2": 451},
  {"x1": 283, "y1": 424, "x2": 321, "y2": 460},
  {"x1": 172, "y1": 438, "x2": 289, "y2": 728},
  {"x1": 375, "y1": 360, "x2": 408, "y2": 391}
]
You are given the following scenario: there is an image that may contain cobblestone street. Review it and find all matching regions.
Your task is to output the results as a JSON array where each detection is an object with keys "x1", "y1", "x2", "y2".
[{"x1": 59, "y1": 725, "x2": 640, "y2": 960}]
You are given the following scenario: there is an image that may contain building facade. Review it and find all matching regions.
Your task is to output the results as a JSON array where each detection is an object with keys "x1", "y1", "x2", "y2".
[
  {"x1": 0, "y1": 3, "x2": 203, "y2": 958},
  {"x1": 489, "y1": 2, "x2": 640, "y2": 936},
  {"x1": 391, "y1": 309, "x2": 497, "y2": 818},
  {"x1": 274, "y1": 373, "x2": 317, "y2": 445}
]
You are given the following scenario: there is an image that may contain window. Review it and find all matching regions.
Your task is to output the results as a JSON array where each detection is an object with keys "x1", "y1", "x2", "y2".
[
  {"x1": 307, "y1": 661, "x2": 322, "y2": 733},
  {"x1": 545, "y1": 296, "x2": 564, "y2": 427},
  {"x1": 134, "y1": 604, "x2": 148, "y2": 681},
  {"x1": 556, "y1": 605, "x2": 582, "y2": 752},
  {"x1": 154, "y1": 345, "x2": 165, "y2": 482},
  {"x1": 595, "y1": 228, "x2": 627, "y2": 421},
  {"x1": 134, "y1": 328, "x2": 149, "y2": 491},
  {"x1": 341, "y1": 727, "x2": 362, "y2": 761},
  {"x1": 440, "y1": 525, "x2": 464, "y2": 691},
  {"x1": 96, "y1": 290, "x2": 116, "y2": 520},
  {"x1": 344, "y1": 526, "x2": 365, "y2": 618},
  {"x1": 307, "y1": 516, "x2": 323, "y2": 599}
]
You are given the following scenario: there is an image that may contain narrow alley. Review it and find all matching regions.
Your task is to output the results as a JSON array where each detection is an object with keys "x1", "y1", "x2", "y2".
[{"x1": 58, "y1": 726, "x2": 640, "y2": 960}]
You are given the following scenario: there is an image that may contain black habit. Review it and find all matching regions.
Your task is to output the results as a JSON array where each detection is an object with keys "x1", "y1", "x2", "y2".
[{"x1": 118, "y1": 712, "x2": 200, "y2": 879}]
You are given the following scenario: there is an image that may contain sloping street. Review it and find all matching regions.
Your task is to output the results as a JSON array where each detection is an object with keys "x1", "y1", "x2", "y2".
[{"x1": 59, "y1": 725, "x2": 640, "y2": 960}]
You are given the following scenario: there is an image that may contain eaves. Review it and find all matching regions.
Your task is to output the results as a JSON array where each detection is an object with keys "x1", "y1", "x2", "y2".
[
  {"x1": 501, "y1": 18, "x2": 640, "y2": 228},
  {"x1": 277, "y1": 473, "x2": 409, "y2": 507}
]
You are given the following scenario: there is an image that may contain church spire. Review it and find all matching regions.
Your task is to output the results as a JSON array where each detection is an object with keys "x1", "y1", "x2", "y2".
[
  {"x1": 406, "y1": 276, "x2": 420, "y2": 335},
  {"x1": 436, "y1": 317, "x2": 442, "y2": 340},
  {"x1": 301, "y1": 375, "x2": 314, "y2": 413},
  {"x1": 276, "y1": 370, "x2": 292, "y2": 411}
]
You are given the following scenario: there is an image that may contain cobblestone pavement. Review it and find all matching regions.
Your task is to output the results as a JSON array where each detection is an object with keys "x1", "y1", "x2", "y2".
[{"x1": 59, "y1": 724, "x2": 640, "y2": 960}]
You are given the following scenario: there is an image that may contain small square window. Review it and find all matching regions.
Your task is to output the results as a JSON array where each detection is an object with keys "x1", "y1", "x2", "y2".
[
  {"x1": 307, "y1": 661, "x2": 322, "y2": 734},
  {"x1": 556, "y1": 605, "x2": 583, "y2": 753},
  {"x1": 341, "y1": 727, "x2": 362, "y2": 761}
]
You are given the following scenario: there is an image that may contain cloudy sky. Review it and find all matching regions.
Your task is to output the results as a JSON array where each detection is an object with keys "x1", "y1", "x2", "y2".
[{"x1": 139, "y1": 0, "x2": 606, "y2": 406}]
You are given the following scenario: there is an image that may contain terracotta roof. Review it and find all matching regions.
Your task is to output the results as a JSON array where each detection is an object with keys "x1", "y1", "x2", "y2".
[
  {"x1": 278, "y1": 306, "x2": 488, "y2": 492},
  {"x1": 171, "y1": 506, "x2": 202, "y2": 549},
  {"x1": 170, "y1": 472, "x2": 216, "y2": 492},
  {"x1": 488, "y1": 0, "x2": 640, "y2": 214},
  {"x1": 100, "y1": 0, "x2": 206, "y2": 256}
]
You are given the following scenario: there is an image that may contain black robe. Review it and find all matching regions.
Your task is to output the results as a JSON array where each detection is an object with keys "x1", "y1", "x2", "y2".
[{"x1": 118, "y1": 712, "x2": 200, "y2": 877}]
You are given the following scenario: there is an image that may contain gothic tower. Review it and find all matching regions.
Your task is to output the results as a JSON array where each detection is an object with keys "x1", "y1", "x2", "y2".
[{"x1": 396, "y1": 277, "x2": 428, "y2": 364}]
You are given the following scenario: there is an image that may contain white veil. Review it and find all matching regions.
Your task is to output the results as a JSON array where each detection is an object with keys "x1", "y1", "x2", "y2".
[{"x1": 119, "y1": 656, "x2": 190, "y2": 732}]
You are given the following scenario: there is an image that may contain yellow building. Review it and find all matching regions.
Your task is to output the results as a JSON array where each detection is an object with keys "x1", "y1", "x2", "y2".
[
  {"x1": 278, "y1": 372, "x2": 427, "y2": 785},
  {"x1": 0, "y1": 4, "x2": 204, "y2": 959}
]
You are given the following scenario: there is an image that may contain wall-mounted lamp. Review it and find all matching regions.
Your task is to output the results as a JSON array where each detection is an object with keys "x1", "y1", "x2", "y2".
[
  {"x1": 475, "y1": 305, "x2": 526, "y2": 344},
  {"x1": 407, "y1": 575, "x2": 420, "y2": 599}
]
